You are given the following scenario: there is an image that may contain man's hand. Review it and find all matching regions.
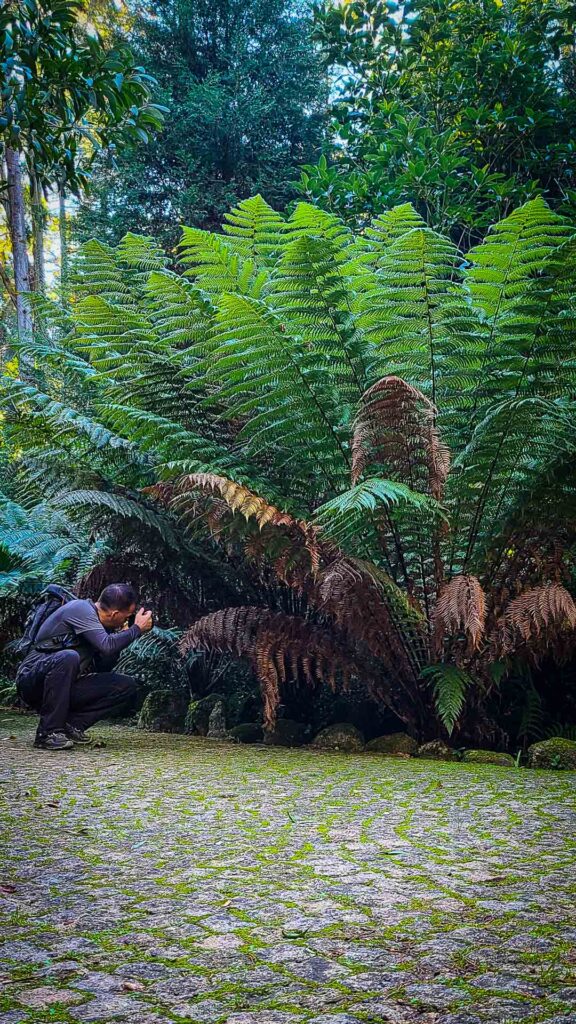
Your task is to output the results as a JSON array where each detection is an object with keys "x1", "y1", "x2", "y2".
[{"x1": 135, "y1": 607, "x2": 154, "y2": 632}]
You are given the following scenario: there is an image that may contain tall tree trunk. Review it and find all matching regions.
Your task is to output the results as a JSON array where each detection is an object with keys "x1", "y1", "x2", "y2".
[
  {"x1": 31, "y1": 173, "x2": 46, "y2": 295},
  {"x1": 59, "y1": 181, "x2": 69, "y2": 304},
  {"x1": 5, "y1": 146, "x2": 33, "y2": 341}
]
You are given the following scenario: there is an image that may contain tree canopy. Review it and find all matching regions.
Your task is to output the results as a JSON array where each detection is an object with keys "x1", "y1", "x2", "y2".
[
  {"x1": 300, "y1": 0, "x2": 576, "y2": 244},
  {"x1": 75, "y1": 0, "x2": 329, "y2": 247}
]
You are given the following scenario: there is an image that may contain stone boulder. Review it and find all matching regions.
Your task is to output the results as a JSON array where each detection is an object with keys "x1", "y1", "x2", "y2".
[
  {"x1": 137, "y1": 690, "x2": 185, "y2": 733},
  {"x1": 184, "y1": 693, "x2": 224, "y2": 735},
  {"x1": 527, "y1": 737, "x2": 576, "y2": 770},
  {"x1": 207, "y1": 700, "x2": 227, "y2": 739},
  {"x1": 462, "y1": 749, "x2": 515, "y2": 767},
  {"x1": 311, "y1": 723, "x2": 365, "y2": 752},
  {"x1": 228, "y1": 723, "x2": 264, "y2": 744},
  {"x1": 366, "y1": 732, "x2": 418, "y2": 756},
  {"x1": 417, "y1": 740, "x2": 455, "y2": 761},
  {"x1": 264, "y1": 719, "x2": 307, "y2": 747}
]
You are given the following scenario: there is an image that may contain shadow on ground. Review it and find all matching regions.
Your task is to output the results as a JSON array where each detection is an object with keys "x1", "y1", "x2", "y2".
[{"x1": 0, "y1": 714, "x2": 575, "y2": 1024}]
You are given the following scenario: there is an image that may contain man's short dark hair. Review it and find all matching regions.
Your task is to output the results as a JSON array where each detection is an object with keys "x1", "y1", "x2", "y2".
[{"x1": 98, "y1": 583, "x2": 138, "y2": 612}]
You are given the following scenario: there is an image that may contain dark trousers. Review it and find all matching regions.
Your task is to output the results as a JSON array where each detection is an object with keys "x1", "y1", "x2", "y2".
[{"x1": 16, "y1": 650, "x2": 138, "y2": 737}]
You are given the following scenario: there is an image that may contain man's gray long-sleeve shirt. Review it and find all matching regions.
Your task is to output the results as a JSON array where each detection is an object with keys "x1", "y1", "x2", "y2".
[{"x1": 31, "y1": 599, "x2": 142, "y2": 674}]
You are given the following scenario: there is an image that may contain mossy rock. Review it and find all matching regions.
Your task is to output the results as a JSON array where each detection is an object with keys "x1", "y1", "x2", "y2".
[
  {"x1": 264, "y1": 719, "x2": 307, "y2": 747},
  {"x1": 462, "y1": 749, "x2": 515, "y2": 767},
  {"x1": 207, "y1": 699, "x2": 227, "y2": 739},
  {"x1": 417, "y1": 740, "x2": 455, "y2": 761},
  {"x1": 311, "y1": 723, "x2": 365, "y2": 752},
  {"x1": 184, "y1": 693, "x2": 224, "y2": 736},
  {"x1": 527, "y1": 737, "x2": 576, "y2": 770},
  {"x1": 228, "y1": 722, "x2": 264, "y2": 744},
  {"x1": 366, "y1": 732, "x2": 418, "y2": 756},
  {"x1": 137, "y1": 690, "x2": 185, "y2": 733}
]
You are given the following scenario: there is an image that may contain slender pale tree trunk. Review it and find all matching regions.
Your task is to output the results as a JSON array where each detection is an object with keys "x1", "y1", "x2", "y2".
[
  {"x1": 59, "y1": 181, "x2": 69, "y2": 304},
  {"x1": 5, "y1": 146, "x2": 33, "y2": 341},
  {"x1": 31, "y1": 172, "x2": 46, "y2": 295}
]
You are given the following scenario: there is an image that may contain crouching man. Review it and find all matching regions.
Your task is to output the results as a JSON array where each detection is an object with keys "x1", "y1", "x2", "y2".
[{"x1": 16, "y1": 583, "x2": 153, "y2": 750}]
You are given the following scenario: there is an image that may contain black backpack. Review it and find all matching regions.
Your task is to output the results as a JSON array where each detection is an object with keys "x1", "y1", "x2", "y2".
[{"x1": 12, "y1": 584, "x2": 77, "y2": 658}]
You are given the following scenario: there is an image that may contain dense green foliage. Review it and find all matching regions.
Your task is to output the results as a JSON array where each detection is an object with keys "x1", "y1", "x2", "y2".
[
  {"x1": 75, "y1": 0, "x2": 328, "y2": 246},
  {"x1": 0, "y1": 0, "x2": 164, "y2": 194},
  {"x1": 0, "y1": 0, "x2": 164, "y2": 339},
  {"x1": 2, "y1": 195, "x2": 576, "y2": 743},
  {"x1": 301, "y1": 0, "x2": 576, "y2": 244}
]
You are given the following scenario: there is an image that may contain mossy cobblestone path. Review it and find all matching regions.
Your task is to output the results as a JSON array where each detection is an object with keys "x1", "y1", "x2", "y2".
[{"x1": 0, "y1": 717, "x2": 575, "y2": 1024}]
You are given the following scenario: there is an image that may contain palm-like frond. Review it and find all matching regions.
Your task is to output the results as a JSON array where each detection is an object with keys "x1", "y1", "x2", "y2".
[
  {"x1": 269, "y1": 233, "x2": 368, "y2": 401},
  {"x1": 358, "y1": 228, "x2": 478, "y2": 418},
  {"x1": 363, "y1": 204, "x2": 426, "y2": 252}
]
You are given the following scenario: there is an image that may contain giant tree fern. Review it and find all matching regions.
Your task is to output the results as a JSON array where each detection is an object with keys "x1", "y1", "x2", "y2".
[{"x1": 2, "y1": 194, "x2": 576, "y2": 741}]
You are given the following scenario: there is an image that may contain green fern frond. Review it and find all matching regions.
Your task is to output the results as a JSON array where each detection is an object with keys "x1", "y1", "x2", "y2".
[
  {"x1": 0, "y1": 378, "x2": 137, "y2": 454},
  {"x1": 0, "y1": 496, "x2": 95, "y2": 581},
  {"x1": 53, "y1": 490, "x2": 181, "y2": 549},
  {"x1": 313, "y1": 478, "x2": 442, "y2": 546},
  {"x1": 544, "y1": 722, "x2": 576, "y2": 741},
  {"x1": 98, "y1": 404, "x2": 235, "y2": 473},
  {"x1": 206, "y1": 293, "x2": 351, "y2": 492},
  {"x1": 116, "y1": 232, "x2": 170, "y2": 272},
  {"x1": 450, "y1": 397, "x2": 576, "y2": 572},
  {"x1": 288, "y1": 202, "x2": 353, "y2": 249},
  {"x1": 144, "y1": 271, "x2": 216, "y2": 354},
  {"x1": 363, "y1": 204, "x2": 427, "y2": 253},
  {"x1": 179, "y1": 225, "x2": 265, "y2": 296},
  {"x1": 222, "y1": 194, "x2": 288, "y2": 267},
  {"x1": 3, "y1": 387, "x2": 128, "y2": 457},
  {"x1": 12, "y1": 338, "x2": 98, "y2": 381},
  {"x1": 421, "y1": 663, "x2": 474, "y2": 735},
  {"x1": 357, "y1": 227, "x2": 479, "y2": 423},
  {"x1": 71, "y1": 239, "x2": 134, "y2": 307},
  {"x1": 269, "y1": 232, "x2": 368, "y2": 402},
  {"x1": 73, "y1": 295, "x2": 158, "y2": 359},
  {"x1": 466, "y1": 198, "x2": 573, "y2": 318},
  {"x1": 0, "y1": 562, "x2": 41, "y2": 596}
]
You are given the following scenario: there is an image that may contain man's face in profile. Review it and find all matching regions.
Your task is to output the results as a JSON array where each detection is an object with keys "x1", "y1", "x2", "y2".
[{"x1": 109, "y1": 603, "x2": 137, "y2": 630}]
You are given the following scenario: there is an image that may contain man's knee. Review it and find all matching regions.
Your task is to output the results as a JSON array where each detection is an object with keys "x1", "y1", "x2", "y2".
[
  {"x1": 51, "y1": 650, "x2": 81, "y2": 675},
  {"x1": 114, "y1": 675, "x2": 139, "y2": 702}
]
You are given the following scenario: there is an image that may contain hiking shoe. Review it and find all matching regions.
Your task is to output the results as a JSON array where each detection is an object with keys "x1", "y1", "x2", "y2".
[
  {"x1": 33, "y1": 731, "x2": 74, "y2": 751},
  {"x1": 65, "y1": 724, "x2": 91, "y2": 744}
]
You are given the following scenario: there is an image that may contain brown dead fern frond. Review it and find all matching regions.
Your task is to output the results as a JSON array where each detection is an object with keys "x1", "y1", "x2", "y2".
[
  {"x1": 180, "y1": 606, "x2": 361, "y2": 728},
  {"x1": 149, "y1": 474, "x2": 332, "y2": 582},
  {"x1": 432, "y1": 575, "x2": 486, "y2": 658},
  {"x1": 490, "y1": 584, "x2": 576, "y2": 660},
  {"x1": 352, "y1": 376, "x2": 450, "y2": 499},
  {"x1": 157, "y1": 473, "x2": 297, "y2": 528},
  {"x1": 316, "y1": 557, "x2": 427, "y2": 684}
]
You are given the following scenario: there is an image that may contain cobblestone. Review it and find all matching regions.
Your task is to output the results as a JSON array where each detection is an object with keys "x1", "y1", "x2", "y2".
[{"x1": 0, "y1": 717, "x2": 575, "y2": 1023}]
